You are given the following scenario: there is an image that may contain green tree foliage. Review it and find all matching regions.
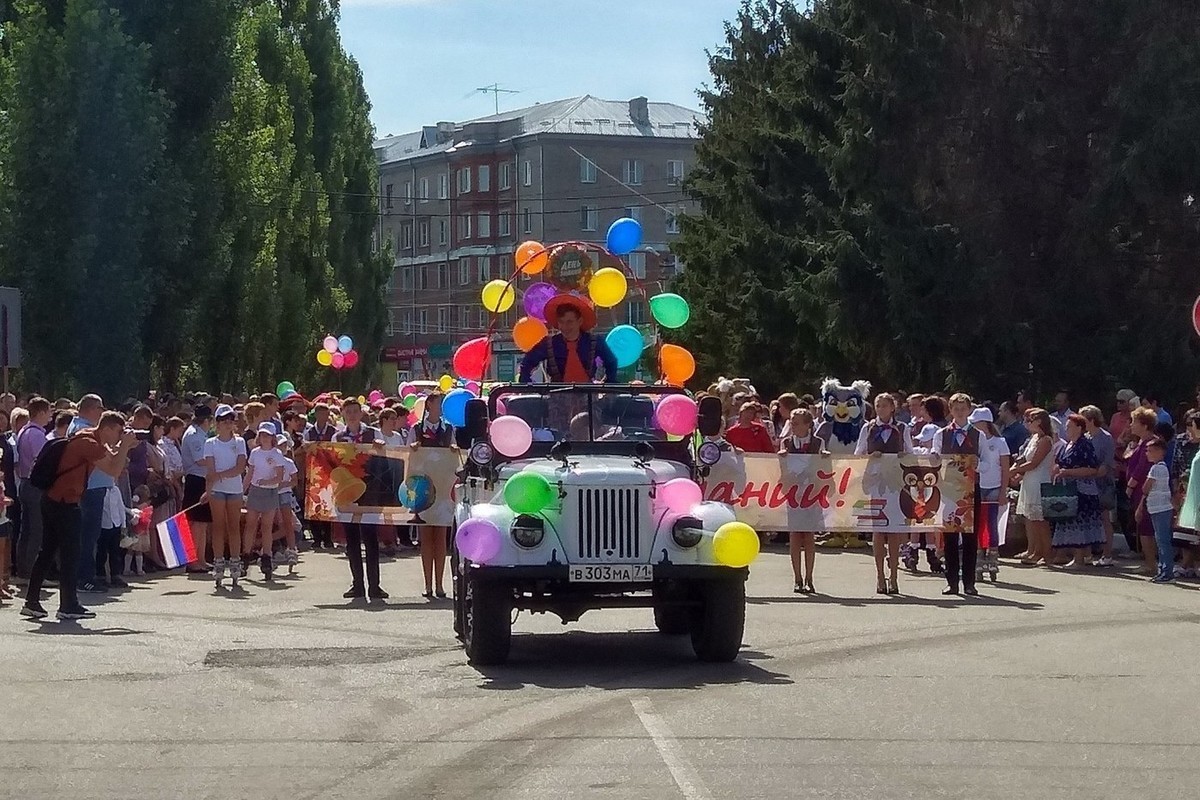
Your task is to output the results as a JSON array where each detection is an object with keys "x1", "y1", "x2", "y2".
[
  {"x1": 677, "y1": 0, "x2": 1200, "y2": 402},
  {"x1": 0, "y1": 0, "x2": 388, "y2": 398}
]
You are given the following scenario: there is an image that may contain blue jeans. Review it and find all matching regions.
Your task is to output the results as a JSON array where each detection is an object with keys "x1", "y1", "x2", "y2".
[
  {"x1": 1150, "y1": 510, "x2": 1174, "y2": 578},
  {"x1": 78, "y1": 487, "x2": 107, "y2": 585}
]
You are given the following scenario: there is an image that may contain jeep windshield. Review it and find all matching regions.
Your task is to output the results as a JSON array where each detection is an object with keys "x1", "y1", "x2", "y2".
[{"x1": 487, "y1": 384, "x2": 693, "y2": 462}]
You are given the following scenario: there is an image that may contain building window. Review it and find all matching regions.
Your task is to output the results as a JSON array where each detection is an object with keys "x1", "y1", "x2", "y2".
[
  {"x1": 477, "y1": 212, "x2": 491, "y2": 238},
  {"x1": 623, "y1": 205, "x2": 641, "y2": 223},
  {"x1": 438, "y1": 173, "x2": 449, "y2": 200},
  {"x1": 478, "y1": 256, "x2": 492, "y2": 283},
  {"x1": 457, "y1": 167, "x2": 471, "y2": 194},
  {"x1": 523, "y1": 160, "x2": 532, "y2": 186},
  {"x1": 437, "y1": 307, "x2": 448, "y2": 333},
  {"x1": 580, "y1": 204, "x2": 598, "y2": 231},
  {"x1": 667, "y1": 160, "x2": 684, "y2": 185},
  {"x1": 419, "y1": 177, "x2": 429, "y2": 202},
  {"x1": 418, "y1": 309, "x2": 428, "y2": 334},
  {"x1": 499, "y1": 162, "x2": 512, "y2": 190},
  {"x1": 458, "y1": 258, "x2": 470, "y2": 286},
  {"x1": 402, "y1": 310, "x2": 412, "y2": 334},
  {"x1": 628, "y1": 302, "x2": 647, "y2": 326},
  {"x1": 622, "y1": 159, "x2": 643, "y2": 186},
  {"x1": 385, "y1": 183, "x2": 394, "y2": 210},
  {"x1": 437, "y1": 262, "x2": 449, "y2": 289},
  {"x1": 459, "y1": 306, "x2": 470, "y2": 332},
  {"x1": 523, "y1": 207, "x2": 532, "y2": 233},
  {"x1": 478, "y1": 165, "x2": 490, "y2": 192},
  {"x1": 371, "y1": 229, "x2": 379, "y2": 254},
  {"x1": 417, "y1": 265, "x2": 428, "y2": 291},
  {"x1": 628, "y1": 251, "x2": 647, "y2": 279},
  {"x1": 458, "y1": 214, "x2": 472, "y2": 240},
  {"x1": 418, "y1": 221, "x2": 430, "y2": 247},
  {"x1": 400, "y1": 266, "x2": 413, "y2": 290},
  {"x1": 478, "y1": 308, "x2": 488, "y2": 329},
  {"x1": 400, "y1": 223, "x2": 413, "y2": 249},
  {"x1": 661, "y1": 254, "x2": 681, "y2": 277},
  {"x1": 580, "y1": 156, "x2": 597, "y2": 183},
  {"x1": 437, "y1": 219, "x2": 448, "y2": 245},
  {"x1": 665, "y1": 206, "x2": 680, "y2": 235},
  {"x1": 404, "y1": 180, "x2": 412, "y2": 205},
  {"x1": 498, "y1": 212, "x2": 511, "y2": 237}
]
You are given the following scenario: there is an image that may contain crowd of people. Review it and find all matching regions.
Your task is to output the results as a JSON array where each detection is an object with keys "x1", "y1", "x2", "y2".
[
  {"x1": 709, "y1": 383, "x2": 1199, "y2": 595},
  {"x1": 0, "y1": 390, "x2": 455, "y2": 621},
  {"x1": 0, "y1": 382, "x2": 1193, "y2": 623}
]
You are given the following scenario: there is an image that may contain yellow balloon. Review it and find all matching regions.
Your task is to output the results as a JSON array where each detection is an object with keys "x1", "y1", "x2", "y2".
[
  {"x1": 588, "y1": 267, "x2": 629, "y2": 308},
  {"x1": 357, "y1": 395, "x2": 366, "y2": 405},
  {"x1": 481, "y1": 279, "x2": 515, "y2": 313},
  {"x1": 438, "y1": 374, "x2": 453, "y2": 392},
  {"x1": 712, "y1": 521, "x2": 760, "y2": 568},
  {"x1": 316, "y1": 349, "x2": 333, "y2": 366}
]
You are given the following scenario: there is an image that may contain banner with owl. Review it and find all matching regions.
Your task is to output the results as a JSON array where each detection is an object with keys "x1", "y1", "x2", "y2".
[
  {"x1": 702, "y1": 453, "x2": 978, "y2": 533},
  {"x1": 304, "y1": 444, "x2": 463, "y2": 526}
]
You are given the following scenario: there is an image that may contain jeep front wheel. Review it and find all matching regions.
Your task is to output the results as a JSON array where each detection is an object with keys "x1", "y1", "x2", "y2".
[
  {"x1": 463, "y1": 574, "x2": 512, "y2": 666},
  {"x1": 653, "y1": 581, "x2": 691, "y2": 635},
  {"x1": 689, "y1": 578, "x2": 746, "y2": 662}
]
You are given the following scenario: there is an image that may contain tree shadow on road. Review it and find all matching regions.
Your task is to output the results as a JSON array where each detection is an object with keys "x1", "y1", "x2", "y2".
[{"x1": 474, "y1": 630, "x2": 793, "y2": 691}]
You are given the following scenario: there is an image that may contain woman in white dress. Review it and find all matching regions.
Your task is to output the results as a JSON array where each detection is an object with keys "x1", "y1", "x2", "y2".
[{"x1": 1012, "y1": 408, "x2": 1058, "y2": 565}]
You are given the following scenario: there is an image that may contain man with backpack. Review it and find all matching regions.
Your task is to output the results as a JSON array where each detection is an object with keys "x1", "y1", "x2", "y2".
[{"x1": 22, "y1": 411, "x2": 137, "y2": 621}]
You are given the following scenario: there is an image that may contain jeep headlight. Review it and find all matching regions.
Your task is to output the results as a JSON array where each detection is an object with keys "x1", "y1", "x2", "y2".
[
  {"x1": 697, "y1": 441, "x2": 723, "y2": 466},
  {"x1": 671, "y1": 516, "x2": 704, "y2": 548},
  {"x1": 511, "y1": 514, "x2": 545, "y2": 548}
]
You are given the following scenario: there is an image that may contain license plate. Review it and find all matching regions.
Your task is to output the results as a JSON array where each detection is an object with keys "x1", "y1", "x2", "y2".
[{"x1": 568, "y1": 564, "x2": 653, "y2": 582}]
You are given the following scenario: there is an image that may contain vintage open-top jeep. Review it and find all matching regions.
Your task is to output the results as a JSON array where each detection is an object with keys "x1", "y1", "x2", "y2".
[{"x1": 451, "y1": 384, "x2": 757, "y2": 665}]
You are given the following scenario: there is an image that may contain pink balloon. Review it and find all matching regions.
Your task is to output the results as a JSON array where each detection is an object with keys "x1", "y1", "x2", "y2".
[
  {"x1": 399, "y1": 383, "x2": 416, "y2": 398},
  {"x1": 496, "y1": 398, "x2": 507, "y2": 415},
  {"x1": 659, "y1": 478, "x2": 702, "y2": 515},
  {"x1": 408, "y1": 411, "x2": 419, "y2": 427},
  {"x1": 456, "y1": 519, "x2": 502, "y2": 564},
  {"x1": 655, "y1": 395, "x2": 698, "y2": 436},
  {"x1": 369, "y1": 390, "x2": 383, "y2": 402},
  {"x1": 490, "y1": 414, "x2": 533, "y2": 457},
  {"x1": 465, "y1": 380, "x2": 481, "y2": 396},
  {"x1": 331, "y1": 352, "x2": 345, "y2": 369},
  {"x1": 322, "y1": 335, "x2": 338, "y2": 354}
]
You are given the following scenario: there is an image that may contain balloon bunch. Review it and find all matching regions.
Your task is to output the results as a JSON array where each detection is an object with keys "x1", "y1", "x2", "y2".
[
  {"x1": 456, "y1": 216, "x2": 700, "y2": 385},
  {"x1": 397, "y1": 376, "x2": 489, "y2": 429},
  {"x1": 316, "y1": 335, "x2": 359, "y2": 370}
]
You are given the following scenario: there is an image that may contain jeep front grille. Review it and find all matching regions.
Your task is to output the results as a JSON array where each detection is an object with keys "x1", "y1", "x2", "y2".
[{"x1": 577, "y1": 488, "x2": 641, "y2": 560}]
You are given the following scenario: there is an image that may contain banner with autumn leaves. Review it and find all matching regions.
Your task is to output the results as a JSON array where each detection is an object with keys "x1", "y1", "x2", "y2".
[{"x1": 304, "y1": 443, "x2": 463, "y2": 527}]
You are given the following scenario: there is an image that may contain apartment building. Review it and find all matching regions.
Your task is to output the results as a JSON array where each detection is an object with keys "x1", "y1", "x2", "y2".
[{"x1": 373, "y1": 95, "x2": 700, "y2": 381}]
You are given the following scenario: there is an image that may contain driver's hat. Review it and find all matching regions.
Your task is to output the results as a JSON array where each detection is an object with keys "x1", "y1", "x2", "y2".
[{"x1": 545, "y1": 292, "x2": 598, "y2": 332}]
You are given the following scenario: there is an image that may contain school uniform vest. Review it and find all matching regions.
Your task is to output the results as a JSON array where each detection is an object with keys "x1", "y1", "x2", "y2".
[
  {"x1": 783, "y1": 434, "x2": 825, "y2": 454},
  {"x1": 865, "y1": 421, "x2": 905, "y2": 454},
  {"x1": 939, "y1": 424, "x2": 980, "y2": 455},
  {"x1": 416, "y1": 421, "x2": 453, "y2": 448}
]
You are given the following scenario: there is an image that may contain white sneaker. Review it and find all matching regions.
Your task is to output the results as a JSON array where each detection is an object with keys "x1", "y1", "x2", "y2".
[
  {"x1": 286, "y1": 549, "x2": 299, "y2": 566},
  {"x1": 1092, "y1": 556, "x2": 1115, "y2": 567},
  {"x1": 212, "y1": 558, "x2": 226, "y2": 587}
]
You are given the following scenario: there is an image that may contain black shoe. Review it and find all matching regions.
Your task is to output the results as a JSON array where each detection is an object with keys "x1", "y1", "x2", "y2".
[
  {"x1": 20, "y1": 603, "x2": 47, "y2": 620},
  {"x1": 435, "y1": 589, "x2": 446, "y2": 599},
  {"x1": 343, "y1": 585, "x2": 365, "y2": 599},
  {"x1": 963, "y1": 586, "x2": 979, "y2": 596},
  {"x1": 260, "y1": 554, "x2": 274, "y2": 582},
  {"x1": 369, "y1": 587, "x2": 389, "y2": 600},
  {"x1": 57, "y1": 606, "x2": 96, "y2": 620},
  {"x1": 78, "y1": 581, "x2": 107, "y2": 594},
  {"x1": 108, "y1": 576, "x2": 129, "y2": 588},
  {"x1": 794, "y1": 582, "x2": 803, "y2": 594},
  {"x1": 942, "y1": 586, "x2": 960, "y2": 596}
]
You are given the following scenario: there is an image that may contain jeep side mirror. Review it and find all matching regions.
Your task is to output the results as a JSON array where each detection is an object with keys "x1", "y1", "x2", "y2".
[{"x1": 697, "y1": 396, "x2": 724, "y2": 437}]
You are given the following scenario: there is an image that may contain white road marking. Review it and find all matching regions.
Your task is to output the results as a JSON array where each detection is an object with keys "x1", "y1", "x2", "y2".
[{"x1": 631, "y1": 696, "x2": 712, "y2": 800}]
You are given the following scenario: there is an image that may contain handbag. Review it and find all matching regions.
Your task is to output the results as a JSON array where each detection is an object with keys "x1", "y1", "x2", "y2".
[{"x1": 1040, "y1": 481, "x2": 1079, "y2": 521}]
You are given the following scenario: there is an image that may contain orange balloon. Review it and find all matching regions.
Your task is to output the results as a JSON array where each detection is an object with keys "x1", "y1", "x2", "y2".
[
  {"x1": 660, "y1": 344, "x2": 696, "y2": 385},
  {"x1": 513, "y1": 316, "x2": 549, "y2": 352},
  {"x1": 516, "y1": 240, "x2": 549, "y2": 275}
]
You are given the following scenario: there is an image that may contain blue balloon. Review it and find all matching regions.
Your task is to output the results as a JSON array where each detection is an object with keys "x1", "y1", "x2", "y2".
[
  {"x1": 337, "y1": 335, "x2": 354, "y2": 354},
  {"x1": 606, "y1": 217, "x2": 643, "y2": 256},
  {"x1": 442, "y1": 388, "x2": 473, "y2": 428},
  {"x1": 606, "y1": 324, "x2": 645, "y2": 369}
]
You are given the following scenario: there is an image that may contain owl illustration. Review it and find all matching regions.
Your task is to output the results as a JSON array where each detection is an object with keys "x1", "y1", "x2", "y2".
[{"x1": 899, "y1": 464, "x2": 941, "y2": 524}]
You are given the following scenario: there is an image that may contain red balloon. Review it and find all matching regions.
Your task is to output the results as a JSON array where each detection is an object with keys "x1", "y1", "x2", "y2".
[
  {"x1": 344, "y1": 349, "x2": 360, "y2": 369},
  {"x1": 453, "y1": 336, "x2": 490, "y2": 381},
  {"x1": 1192, "y1": 295, "x2": 1200, "y2": 338}
]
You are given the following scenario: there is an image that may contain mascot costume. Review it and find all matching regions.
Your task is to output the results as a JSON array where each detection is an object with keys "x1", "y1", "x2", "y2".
[{"x1": 815, "y1": 377, "x2": 872, "y2": 548}]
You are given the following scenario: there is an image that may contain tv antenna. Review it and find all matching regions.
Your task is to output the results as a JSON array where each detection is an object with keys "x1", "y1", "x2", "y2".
[{"x1": 476, "y1": 83, "x2": 520, "y2": 115}]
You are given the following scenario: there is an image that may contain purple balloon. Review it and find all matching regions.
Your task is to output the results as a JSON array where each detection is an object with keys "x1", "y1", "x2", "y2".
[
  {"x1": 524, "y1": 282, "x2": 558, "y2": 322},
  {"x1": 455, "y1": 518, "x2": 503, "y2": 564}
]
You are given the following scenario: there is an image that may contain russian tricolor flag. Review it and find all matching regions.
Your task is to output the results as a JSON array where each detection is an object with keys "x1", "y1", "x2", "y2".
[
  {"x1": 157, "y1": 511, "x2": 198, "y2": 569},
  {"x1": 977, "y1": 499, "x2": 1008, "y2": 549}
]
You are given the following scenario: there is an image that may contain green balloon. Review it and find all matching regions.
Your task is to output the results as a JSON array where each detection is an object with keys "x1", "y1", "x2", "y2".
[
  {"x1": 402, "y1": 394, "x2": 418, "y2": 410},
  {"x1": 276, "y1": 381, "x2": 295, "y2": 396},
  {"x1": 504, "y1": 471, "x2": 555, "y2": 514},
  {"x1": 649, "y1": 293, "x2": 691, "y2": 329}
]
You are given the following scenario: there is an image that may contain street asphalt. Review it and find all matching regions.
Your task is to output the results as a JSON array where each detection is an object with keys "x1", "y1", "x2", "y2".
[{"x1": 1, "y1": 542, "x2": 1198, "y2": 800}]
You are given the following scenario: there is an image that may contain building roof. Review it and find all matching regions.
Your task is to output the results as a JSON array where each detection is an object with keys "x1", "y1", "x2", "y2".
[{"x1": 374, "y1": 94, "x2": 701, "y2": 165}]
